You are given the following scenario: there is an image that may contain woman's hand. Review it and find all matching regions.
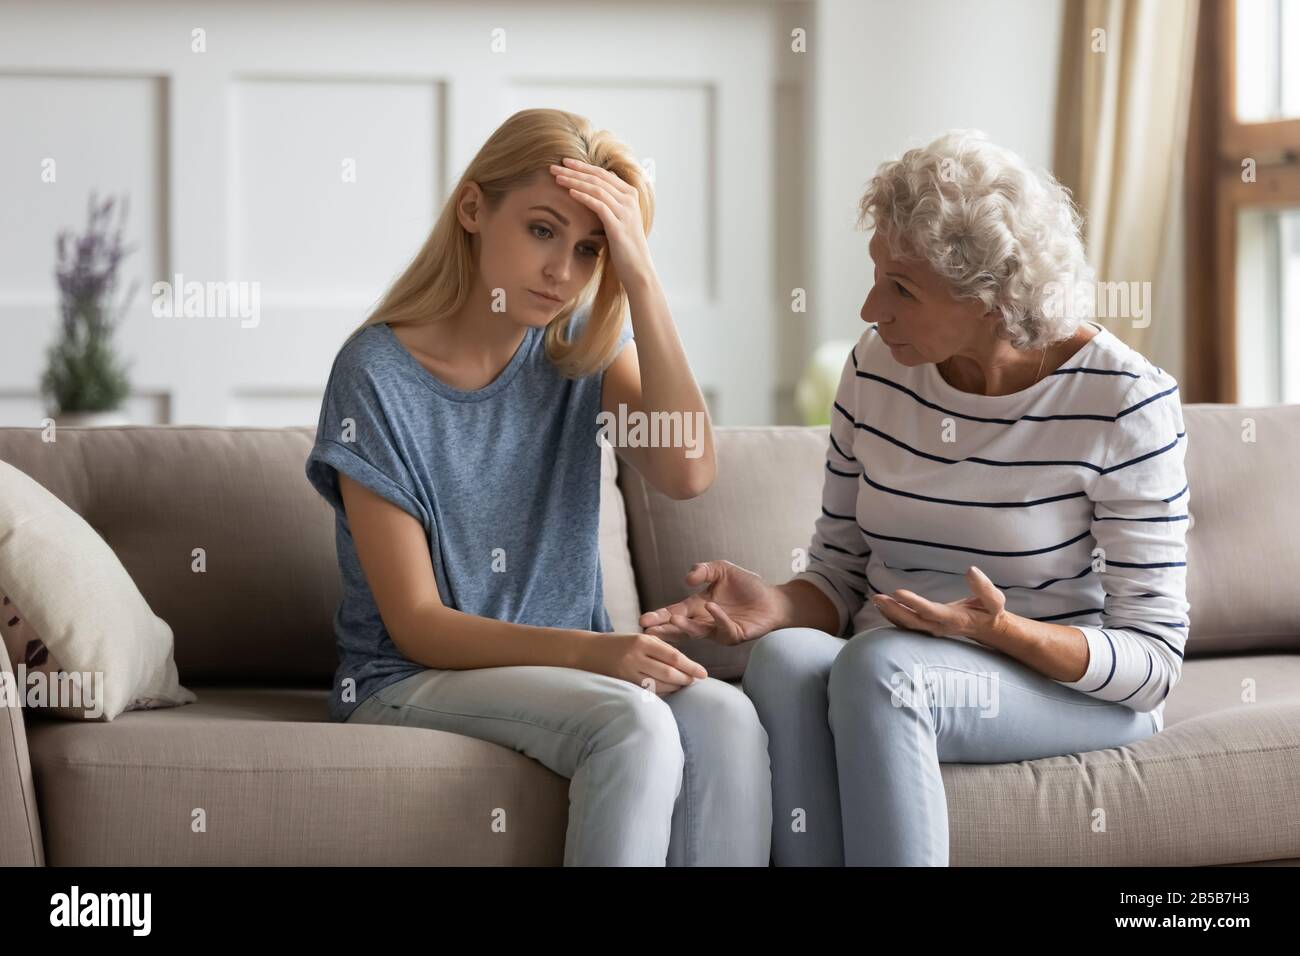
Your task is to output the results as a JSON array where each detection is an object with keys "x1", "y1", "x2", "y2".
[
  {"x1": 870, "y1": 565, "x2": 1013, "y2": 646},
  {"x1": 549, "y1": 158, "x2": 654, "y2": 288},
  {"x1": 639, "y1": 560, "x2": 786, "y2": 646},
  {"x1": 579, "y1": 632, "x2": 708, "y2": 696}
]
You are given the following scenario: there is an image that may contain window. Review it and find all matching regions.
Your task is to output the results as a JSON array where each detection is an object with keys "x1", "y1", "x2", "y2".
[{"x1": 1186, "y1": 0, "x2": 1300, "y2": 403}]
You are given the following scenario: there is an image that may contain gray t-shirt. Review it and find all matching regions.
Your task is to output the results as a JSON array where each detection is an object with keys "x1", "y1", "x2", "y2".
[{"x1": 305, "y1": 309, "x2": 632, "y2": 722}]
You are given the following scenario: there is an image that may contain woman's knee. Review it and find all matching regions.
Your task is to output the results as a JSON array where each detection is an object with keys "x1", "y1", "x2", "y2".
[
  {"x1": 588, "y1": 680, "x2": 685, "y2": 773},
  {"x1": 742, "y1": 626, "x2": 840, "y2": 698},
  {"x1": 670, "y1": 677, "x2": 769, "y2": 752},
  {"x1": 828, "y1": 627, "x2": 932, "y2": 713}
]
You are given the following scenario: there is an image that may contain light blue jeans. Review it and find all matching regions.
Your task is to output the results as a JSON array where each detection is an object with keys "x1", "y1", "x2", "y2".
[
  {"x1": 346, "y1": 666, "x2": 772, "y2": 866},
  {"x1": 742, "y1": 626, "x2": 1160, "y2": 866}
]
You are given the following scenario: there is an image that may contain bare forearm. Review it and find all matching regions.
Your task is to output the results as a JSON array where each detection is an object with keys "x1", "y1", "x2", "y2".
[
  {"x1": 393, "y1": 603, "x2": 597, "y2": 671},
  {"x1": 773, "y1": 579, "x2": 841, "y2": 635},
  {"x1": 623, "y1": 271, "x2": 715, "y2": 484},
  {"x1": 979, "y1": 613, "x2": 1090, "y2": 681}
]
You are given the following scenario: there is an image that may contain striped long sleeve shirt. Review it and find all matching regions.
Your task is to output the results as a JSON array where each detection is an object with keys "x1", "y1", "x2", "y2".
[{"x1": 793, "y1": 321, "x2": 1191, "y2": 732}]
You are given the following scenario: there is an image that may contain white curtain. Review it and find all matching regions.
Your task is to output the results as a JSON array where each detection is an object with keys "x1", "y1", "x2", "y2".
[{"x1": 1053, "y1": 0, "x2": 1200, "y2": 367}]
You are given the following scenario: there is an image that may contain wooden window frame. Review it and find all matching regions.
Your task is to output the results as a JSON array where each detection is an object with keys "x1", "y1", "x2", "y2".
[{"x1": 1185, "y1": 0, "x2": 1300, "y2": 402}]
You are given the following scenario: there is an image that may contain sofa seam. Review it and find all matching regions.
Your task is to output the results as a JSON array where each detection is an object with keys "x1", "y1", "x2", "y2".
[
  {"x1": 2, "y1": 706, "x2": 40, "y2": 864},
  {"x1": 47, "y1": 739, "x2": 1300, "y2": 775},
  {"x1": 630, "y1": 469, "x2": 664, "y2": 614},
  {"x1": 0, "y1": 634, "x2": 40, "y2": 863},
  {"x1": 943, "y1": 740, "x2": 1300, "y2": 775},
  {"x1": 37, "y1": 763, "x2": 552, "y2": 773}
]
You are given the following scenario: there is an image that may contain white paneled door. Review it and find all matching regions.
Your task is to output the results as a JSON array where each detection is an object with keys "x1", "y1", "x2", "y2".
[{"x1": 0, "y1": 0, "x2": 779, "y2": 426}]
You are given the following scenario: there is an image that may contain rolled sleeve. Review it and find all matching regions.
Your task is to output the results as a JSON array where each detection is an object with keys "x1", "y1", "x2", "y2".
[{"x1": 305, "y1": 344, "x2": 429, "y2": 531}]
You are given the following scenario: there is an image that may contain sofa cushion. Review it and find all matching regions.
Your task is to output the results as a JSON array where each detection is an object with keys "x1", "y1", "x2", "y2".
[
  {"x1": 1178, "y1": 404, "x2": 1300, "y2": 655},
  {"x1": 25, "y1": 653, "x2": 1300, "y2": 866},
  {"x1": 0, "y1": 457, "x2": 196, "y2": 720},
  {"x1": 25, "y1": 687, "x2": 568, "y2": 865},
  {"x1": 599, "y1": 441, "x2": 641, "y2": 634},
  {"x1": 945, "y1": 653, "x2": 1300, "y2": 865}
]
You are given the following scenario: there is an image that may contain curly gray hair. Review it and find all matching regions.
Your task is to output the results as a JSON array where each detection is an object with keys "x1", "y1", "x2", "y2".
[{"x1": 858, "y1": 129, "x2": 1095, "y2": 350}]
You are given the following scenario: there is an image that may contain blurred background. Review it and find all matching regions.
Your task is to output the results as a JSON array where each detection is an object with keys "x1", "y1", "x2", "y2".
[{"x1": 0, "y1": 0, "x2": 1296, "y2": 428}]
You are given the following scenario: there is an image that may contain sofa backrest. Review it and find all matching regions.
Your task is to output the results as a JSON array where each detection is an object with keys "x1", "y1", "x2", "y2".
[
  {"x1": 0, "y1": 426, "x2": 641, "y2": 687},
  {"x1": 616, "y1": 405, "x2": 1300, "y2": 664},
  {"x1": 0, "y1": 427, "x2": 341, "y2": 686},
  {"x1": 0, "y1": 404, "x2": 1295, "y2": 688}
]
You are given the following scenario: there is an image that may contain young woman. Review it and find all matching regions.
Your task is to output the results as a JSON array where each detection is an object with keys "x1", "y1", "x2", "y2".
[
  {"x1": 641, "y1": 130, "x2": 1190, "y2": 866},
  {"x1": 304, "y1": 108, "x2": 770, "y2": 867}
]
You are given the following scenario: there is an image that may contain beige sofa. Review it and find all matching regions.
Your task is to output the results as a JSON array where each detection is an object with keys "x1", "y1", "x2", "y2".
[{"x1": 1, "y1": 407, "x2": 1298, "y2": 866}]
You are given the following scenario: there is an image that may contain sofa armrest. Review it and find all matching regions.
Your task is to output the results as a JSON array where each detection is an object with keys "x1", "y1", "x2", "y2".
[{"x1": 0, "y1": 637, "x2": 44, "y2": 865}]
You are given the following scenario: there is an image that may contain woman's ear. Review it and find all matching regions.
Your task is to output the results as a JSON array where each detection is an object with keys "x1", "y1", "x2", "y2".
[{"x1": 456, "y1": 181, "x2": 487, "y2": 234}]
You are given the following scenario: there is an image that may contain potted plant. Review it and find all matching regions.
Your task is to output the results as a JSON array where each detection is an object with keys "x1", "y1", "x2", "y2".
[{"x1": 41, "y1": 192, "x2": 139, "y2": 426}]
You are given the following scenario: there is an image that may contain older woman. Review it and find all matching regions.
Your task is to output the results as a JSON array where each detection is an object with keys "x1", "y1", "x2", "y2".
[{"x1": 639, "y1": 129, "x2": 1190, "y2": 866}]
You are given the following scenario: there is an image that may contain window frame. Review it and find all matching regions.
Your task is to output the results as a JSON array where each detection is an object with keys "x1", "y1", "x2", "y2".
[{"x1": 1185, "y1": 0, "x2": 1300, "y2": 402}]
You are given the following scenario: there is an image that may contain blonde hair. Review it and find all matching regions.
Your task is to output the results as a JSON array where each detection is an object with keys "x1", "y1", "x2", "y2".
[
  {"x1": 347, "y1": 108, "x2": 653, "y2": 378},
  {"x1": 858, "y1": 129, "x2": 1094, "y2": 350}
]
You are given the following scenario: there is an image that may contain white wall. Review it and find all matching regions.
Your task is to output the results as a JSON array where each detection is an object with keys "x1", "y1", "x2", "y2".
[
  {"x1": 807, "y1": 0, "x2": 1066, "y2": 351},
  {"x1": 0, "y1": 0, "x2": 781, "y2": 425},
  {"x1": 0, "y1": 0, "x2": 1066, "y2": 427}
]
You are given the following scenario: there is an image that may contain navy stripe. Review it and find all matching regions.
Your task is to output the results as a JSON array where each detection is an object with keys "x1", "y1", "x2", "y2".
[
  {"x1": 821, "y1": 541, "x2": 870, "y2": 558},
  {"x1": 882, "y1": 560, "x2": 1094, "y2": 592},
  {"x1": 1050, "y1": 366, "x2": 1141, "y2": 379},
  {"x1": 857, "y1": 526, "x2": 1092, "y2": 558},
  {"x1": 850, "y1": 416, "x2": 1108, "y2": 470},
  {"x1": 1162, "y1": 484, "x2": 1189, "y2": 503},
  {"x1": 1085, "y1": 631, "x2": 1118, "y2": 692},
  {"x1": 835, "y1": 403, "x2": 1184, "y2": 475},
  {"x1": 822, "y1": 506, "x2": 856, "y2": 521},
  {"x1": 1093, "y1": 513, "x2": 1189, "y2": 523},
  {"x1": 829, "y1": 432, "x2": 857, "y2": 463},
  {"x1": 861, "y1": 467, "x2": 1088, "y2": 508},
  {"x1": 855, "y1": 370, "x2": 1116, "y2": 424},
  {"x1": 1115, "y1": 625, "x2": 1185, "y2": 660},
  {"x1": 1102, "y1": 434, "x2": 1184, "y2": 475},
  {"x1": 843, "y1": 409, "x2": 1185, "y2": 473},
  {"x1": 1034, "y1": 608, "x2": 1105, "y2": 622},
  {"x1": 1106, "y1": 559, "x2": 1187, "y2": 569},
  {"x1": 826, "y1": 462, "x2": 857, "y2": 478},
  {"x1": 1118, "y1": 649, "x2": 1154, "y2": 703},
  {"x1": 1116, "y1": 384, "x2": 1180, "y2": 419},
  {"x1": 854, "y1": 369, "x2": 1177, "y2": 424},
  {"x1": 863, "y1": 323, "x2": 1149, "y2": 382}
]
